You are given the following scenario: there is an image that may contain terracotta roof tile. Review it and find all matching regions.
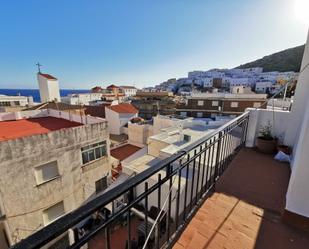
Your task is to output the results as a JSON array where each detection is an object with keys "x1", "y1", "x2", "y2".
[
  {"x1": 106, "y1": 84, "x2": 120, "y2": 89},
  {"x1": 107, "y1": 103, "x2": 138, "y2": 114},
  {"x1": 0, "y1": 117, "x2": 82, "y2": 141},
  {"x1": 111, "y1": 144, "x2": 142, "y2": 161},
  {"x1": 38, "y1": 73, "x2": 58, "y2": 80}
]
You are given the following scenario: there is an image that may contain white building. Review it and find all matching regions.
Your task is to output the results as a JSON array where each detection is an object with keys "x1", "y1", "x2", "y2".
[
  {"x1": 201, "y1": 78, "x2": 213, "y2": 88},
  {"x1": 229, "y1": 77, "x2": 253, "y2": 87},
  {"x1": 105, "y1": 103, "x2": 138, "y2": 135},
  {"x1": 120, "y1": 86, "x2": 138, "y2": 97},
  {"x1": 255, "y1": 81, "x2": 273, "y2": 93},
  {"x1": 0, "y1": 95, "x2": 34, "y2": 112},
  {"x1": 230, "y1": 86, "x2": 253, "y2": 94},
  {"x1": 61, "y1": 93, "x2": 103, "y2": 105},
  {"x1": 37, "y1": 73, "x2": 61, "y2": 103}
]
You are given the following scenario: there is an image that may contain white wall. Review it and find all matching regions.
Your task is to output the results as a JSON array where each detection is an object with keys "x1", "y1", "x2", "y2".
[
  {"x1": 286, "y1": 98, "x2": 309, "y2": 217},
  {"x1": 285, "y1": 30, "x2": 309, "y2": 218},
  {"x1": 128, "y1": 123, "x2": 153, "y2": 146},
  {"x1": 105, "y1": 108, "x2": 137, "y2": 135},
  {"x1": 105, "y1": 107, "x2": 120, "y2": 135},
  {"x1": 245, "y1": 108, "x2": 290, "y2": 147},
  {"x1": 37, "y1": 74, "x2": 60, "y2": 103},
  {"x1": 284, "y1": 31, "x2": 309, "y2": 147}
]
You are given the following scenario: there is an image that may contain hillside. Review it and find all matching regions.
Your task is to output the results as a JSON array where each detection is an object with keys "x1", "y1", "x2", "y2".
[{"x1": 236, "y1": 44, "x2": 305, "y2": 72}]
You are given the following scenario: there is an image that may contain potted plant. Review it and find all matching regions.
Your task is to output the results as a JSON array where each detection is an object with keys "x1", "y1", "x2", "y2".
[{"x1": 256, "y1": 122, "x2": 277, "y2": 154}]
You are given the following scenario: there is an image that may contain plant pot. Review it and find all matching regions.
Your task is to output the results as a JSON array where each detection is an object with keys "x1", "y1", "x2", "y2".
[{"x1": 256, "y1": 137, "x2": 276, "y2": 154}]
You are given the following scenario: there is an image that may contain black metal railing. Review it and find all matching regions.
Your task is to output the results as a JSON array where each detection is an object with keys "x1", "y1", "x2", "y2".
[{"x1": 11, "y1": 112, "x2": 249, "y2": 249}]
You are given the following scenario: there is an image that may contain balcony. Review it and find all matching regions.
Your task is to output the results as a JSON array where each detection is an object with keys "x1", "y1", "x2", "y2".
[
  {"x1": 9, "y1": 110, "x2": 309, "y2": 249},
  {"x1": 173, "y1": 148, "x2": 309, "y2": 249}
]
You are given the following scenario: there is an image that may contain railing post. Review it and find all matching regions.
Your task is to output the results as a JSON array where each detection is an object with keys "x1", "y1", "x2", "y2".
[
  {"x1": 105, "y1": 211, "x2": 111, "y2": 249},
  {"x1": 214, "y1": 132, "x2": 223, "y2": 181}
]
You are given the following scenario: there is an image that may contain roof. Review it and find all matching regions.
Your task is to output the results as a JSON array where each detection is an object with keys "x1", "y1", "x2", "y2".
[
  {"x1": 120, "y1": 86, "x2": 137, "y2": 89},
  {"x1": 24, "y1": 102, "x2": 110, "y2": 118},
  {"x1": 84, "y1": 104, "x2": 110, "y2": 118},
  {"x1": 24, "y1": 102, "x2": 84, "y2": 111},
  {"x1": 106, "y1": 84, "x2": 120, "y2": 89},
  {"x1": 106, "y1": 103, "x2": 138, "y2": 114},
  {"x1": 0, "y1": 117, "x2": 82, "y2": 141},
  {"x1": 111, "y1": 144, "x2": 142, "y2": 161},
  {"x1": 91, "y1": 86, "x2": 103, "y2": 92},
  {"x1": 38, "y1": 73, "x2": 58, "y2": 80}
]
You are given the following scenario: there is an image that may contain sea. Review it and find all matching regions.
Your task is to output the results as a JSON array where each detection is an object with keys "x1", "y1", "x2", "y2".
[{"x1": 0, "y1": 89, "x2": 90, "y2": 103}]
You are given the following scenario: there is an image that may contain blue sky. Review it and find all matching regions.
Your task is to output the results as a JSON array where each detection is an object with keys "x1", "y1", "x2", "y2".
[{"x1": 0, "y1": 0, "x2": 308, "y2": 89}]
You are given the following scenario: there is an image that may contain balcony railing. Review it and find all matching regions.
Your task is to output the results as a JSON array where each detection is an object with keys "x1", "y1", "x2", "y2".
[{"x1": 11, "y1": 112, "x2": 249, "y2": 249}]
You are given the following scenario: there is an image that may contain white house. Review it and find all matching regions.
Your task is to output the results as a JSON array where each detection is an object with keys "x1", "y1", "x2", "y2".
[
  {"x1": 105, "y1": 103, "x2": 138, "y2": 135},
  {"x1": 37, "y1": 73, "x2": 61, "y2": 103},
  {"x1": 120, "y1": 86, "x2": 138, "y2": 97},
  {"x1": 255, "y1": 81, "x2": 273, "y2": 93},
  {"x1": 61, "y1": 93, "x2": 103, "y2": 105}
]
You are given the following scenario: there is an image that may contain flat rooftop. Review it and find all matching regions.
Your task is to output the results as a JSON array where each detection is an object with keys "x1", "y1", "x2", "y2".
[
  {"x1": 151, "y1": 126, "x2": 215, "y2": 155},
  {"x1": 0, "y1": 117, "x2": 82, "y2": 141}
]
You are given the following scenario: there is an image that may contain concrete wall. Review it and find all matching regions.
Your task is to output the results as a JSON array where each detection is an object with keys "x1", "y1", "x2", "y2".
[
  {"x1": 286, "y1": 97, "x2": 309, "y2": 217},
  {"x1": 147, "y1": 138, "x2": 170, "y2": 157},
  {"x1": 0, "y1": 109, "x2": 105, "y2": 125},
  {"x1": 245, "y1": 108, "x2": 290, "y2": 147},
  {"x1": 37, "y1": 74, "x2": 60, "y2": 103},
  {"x1": 128, "y1": 123, "x2": 153, "y2": 146},
  {"x1": 105, "y1": 108, "x2": 137, "y2": 135},
  {"x1": 284, "y1": 32, "x2": 309, "y2": 147},
  {"x1": 122, "y1": 147, "x2": 147, "y2": 168},
  {"x1": 285, "y1": 31, "x2": 309, "y2": 218},
  {"x1": 0, "y1": 122, "x2": 112, "y2": 245}
]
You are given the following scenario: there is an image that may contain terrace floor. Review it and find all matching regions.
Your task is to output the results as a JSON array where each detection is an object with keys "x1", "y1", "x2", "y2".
[{"x1": 173, "y1": 148, "x2": 309, "y2": 249}]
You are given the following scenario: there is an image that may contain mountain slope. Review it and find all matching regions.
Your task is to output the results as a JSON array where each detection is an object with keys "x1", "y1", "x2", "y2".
[{"x1": 236, "y1": 44, "x2": 305, "y2": 72}]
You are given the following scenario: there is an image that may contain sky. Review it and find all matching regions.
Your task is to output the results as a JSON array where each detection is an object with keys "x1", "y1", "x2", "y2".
[{"x1": 0, "y1": 0, "x2": 308, "y2": 89}]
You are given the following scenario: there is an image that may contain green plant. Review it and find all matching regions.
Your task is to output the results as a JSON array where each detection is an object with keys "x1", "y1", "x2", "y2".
[{"x1": 259, "y1": 121, "x2": 274, "y2": 140}]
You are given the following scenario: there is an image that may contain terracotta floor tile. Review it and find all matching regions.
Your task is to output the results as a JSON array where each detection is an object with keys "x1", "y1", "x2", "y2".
[{"x1": 172, "y1": 149, "x2": 309, "y2": 249}]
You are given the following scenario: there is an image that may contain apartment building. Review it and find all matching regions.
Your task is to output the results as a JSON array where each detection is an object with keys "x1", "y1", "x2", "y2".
[
  {"x1": 0, "y1": 109, "x2": 112, "y2": 248},
  {"x1": 176, "y1": 92, "x2": 267, "y2": 118},
  {"x1": 61, "y1": 92, "x2": 104, "y2": 105},
  {"x1": 131, "y1": 91, "x2": 176, "y2": 119},
  {"x1": 119, "y1": 86, "x2": 138, "y2": 97}
]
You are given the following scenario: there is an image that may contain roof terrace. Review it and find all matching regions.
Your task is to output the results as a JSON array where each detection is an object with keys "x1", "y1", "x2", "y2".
[{"x1": 0, "y1": 109, "x2": 106, "y2": 142}]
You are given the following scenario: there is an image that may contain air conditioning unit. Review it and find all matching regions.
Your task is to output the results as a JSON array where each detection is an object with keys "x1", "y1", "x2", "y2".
[{"x1": 184, "y1": 134, "x2": 191, "y2": 142}]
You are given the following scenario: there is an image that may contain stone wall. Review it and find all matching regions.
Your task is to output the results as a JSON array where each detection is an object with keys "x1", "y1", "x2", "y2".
[{"x1": 0, "y1": 122, "x2": 112, "y2": 244}]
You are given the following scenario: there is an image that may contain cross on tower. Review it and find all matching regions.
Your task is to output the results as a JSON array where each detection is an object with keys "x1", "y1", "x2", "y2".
[{"x1": 36, "y1": 62, "x2": 42, "y2": 73}]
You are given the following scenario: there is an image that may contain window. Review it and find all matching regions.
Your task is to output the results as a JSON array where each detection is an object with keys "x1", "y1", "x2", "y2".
[
  {"x1": 212, "y1": 101, "x2": 219, "y2": 107},
  {"x1": 35, "y1": 161, "x2": 59, "y2": 185},
  {"x1": 81, "y1": 141, "x2": 107, "y2": 165},
  {"x1": 180, "y1": 112, "x2": 187, "y2": 117},
  {"x1": 197, "y1": 112, "x2": 203, "y2": 118},
  {"x1": 43, "y1": 201, "x2": 65, "y2": 225},
  {"x1": 253, "y1": 102, "x2": 261, "y2": 108},
  {"x1": 95, "y1": 176, "x2": 108, "y2": 194},
  {"x1": 231, "y1": 102, "x2": 239, "y2": 108},
  {"x1": 0, "y1": 102, "x2": 10, "y2": 107},
  {"x1": 197, "y1": 100, "x2": 204, "y2": 106}
]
